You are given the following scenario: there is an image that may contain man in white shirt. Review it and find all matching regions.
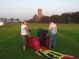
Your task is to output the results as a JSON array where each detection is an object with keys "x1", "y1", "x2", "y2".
[
  {"x1": 21, "y1": 20, "x2": 29, "y2": 50},
  {"x1": 48, "y1": 20, "x2": 57, "y2": 49}
]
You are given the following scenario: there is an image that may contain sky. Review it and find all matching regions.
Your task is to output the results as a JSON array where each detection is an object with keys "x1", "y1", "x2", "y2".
[{"x1": 0, "y1": 0, "x2": 79, "y2": 20}]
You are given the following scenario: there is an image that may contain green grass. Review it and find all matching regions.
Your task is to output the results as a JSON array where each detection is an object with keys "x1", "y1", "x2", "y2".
[{"x1": 0, "y1": 23, "x2": 79, "y2": 59}]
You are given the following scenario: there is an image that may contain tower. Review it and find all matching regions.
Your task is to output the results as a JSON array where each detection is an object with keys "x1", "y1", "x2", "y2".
[
  {"x1": 32, "y1": 8, "x2": 43, "y2": 23},
  {"x1": 38, "y1": 9, "x2": 43, "y2": 20}
]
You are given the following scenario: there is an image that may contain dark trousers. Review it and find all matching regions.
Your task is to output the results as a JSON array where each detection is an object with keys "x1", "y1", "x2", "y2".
[
  {"x1": 39, "y1": 35, "x2": 46, "y2": 47},
  {"x1": 21, "y1": 35, "x2": 28, "y2": 47}
]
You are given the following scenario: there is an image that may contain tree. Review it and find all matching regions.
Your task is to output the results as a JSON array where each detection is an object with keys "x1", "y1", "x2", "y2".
[
  {"x1": 33, "y1": 14, "x2": 39, "y2": 23},
  {"x1": 10, "y1": 18, "x2": 14, "y2": 22},
  {"x1": 40, "y1": 16, "x2": 50, "y2": 23},
  {"x1": 71, "y1": 12, "x2": 79, "y2": 23},
  {"x1": 50, "y1": 15, "x2": 61, "y2": 23},
  {"x1": 16, "y1": 18, "x2": 20, "y2": 22}
]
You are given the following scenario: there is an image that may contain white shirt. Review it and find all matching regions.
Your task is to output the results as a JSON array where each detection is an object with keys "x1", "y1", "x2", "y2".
[
  {"x1": 21, "y1": 24, "x2": 28, "y2": 35},
  {"x1": 49, "y1": 23, "x2": 57, "y2": 34}
]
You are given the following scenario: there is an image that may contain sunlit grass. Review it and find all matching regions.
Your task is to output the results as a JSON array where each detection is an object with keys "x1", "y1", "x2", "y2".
[{"x1": 0, "y1": 23, "x2": 79, "y2": 59}]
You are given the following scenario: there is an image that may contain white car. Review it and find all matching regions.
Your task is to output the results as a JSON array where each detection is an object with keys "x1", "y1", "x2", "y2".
[{"x1": 0, "y1": 22, "x2": 4, "y2": 26}]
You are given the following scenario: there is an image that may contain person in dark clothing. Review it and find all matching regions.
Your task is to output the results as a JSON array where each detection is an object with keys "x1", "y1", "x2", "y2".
[{"x1": 37, "y1": 28, "x2": 48, "y2": 47}]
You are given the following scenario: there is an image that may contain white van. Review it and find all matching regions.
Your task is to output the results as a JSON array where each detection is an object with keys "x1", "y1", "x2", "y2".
[{"x1": 0, "y1": 22, "x2": 4, "y2": 26}]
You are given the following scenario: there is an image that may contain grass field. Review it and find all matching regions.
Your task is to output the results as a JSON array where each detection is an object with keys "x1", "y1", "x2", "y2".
[{"x1": 0, "y1": 23, "x2": 79, "y2": 59}]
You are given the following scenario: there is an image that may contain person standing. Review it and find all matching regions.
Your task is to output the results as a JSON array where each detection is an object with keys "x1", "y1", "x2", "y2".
[
  {"x1": 21, "y1": 20, "x2": 29, "y2": 50},
  {"x1": 37, "y1": 28, "x2": 48, "y2": 47},
  {"x1": 48, "y1": 20, "x2": 57, "y2": 49}
]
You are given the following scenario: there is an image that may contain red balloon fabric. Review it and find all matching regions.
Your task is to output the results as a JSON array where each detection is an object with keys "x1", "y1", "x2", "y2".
[
  {"x1": 27, "y1": 36, "x2": 40, "y2": 51},
  {"x1": 62, "y1": 56, "x2": 78, "y2": 59},
  {"x1": 27, "y1": 36, "x2": 49, "y2": 51},
  {"x1": 26, "y1": 36, "x2": 79, "y2": 59}
]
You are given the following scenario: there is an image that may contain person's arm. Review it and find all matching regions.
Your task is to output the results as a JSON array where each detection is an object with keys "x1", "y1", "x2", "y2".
[
  {"x1": 25, "y1": 25, "x2": 31, "y2": 37},
  {"x1": 25, "y1": 25, "x2": 28, "y2": 31},
  {"x1": 48, "y1": 24, "x2": 52, "y2": 35},
  {"x1": 55, "y1": 24, "x2": 57, "y2": 33},
  {"x1": 49, "y1": 23, "x2": 53, "y2": 31}
]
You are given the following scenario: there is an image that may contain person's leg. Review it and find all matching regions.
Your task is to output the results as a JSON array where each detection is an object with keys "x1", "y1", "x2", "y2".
[
  {"x1": 42, "y1": 36, "x2": 46, "y2": 47},
  {"x1": 40, "y1": 39, "x2": 42, "y2": 46},
  {"x1": 39, "y1": 36, "x2": 43, "y2": 46},
  {"x1": 21, "y1": 35, "x2": 25, "y2": 50},
  {"x1": 48, "y1": 34, "x2": 53, "y2": 49},
  {"x1": 25, "y1": 35, "x2": 29, "y2": 48},
  {"x1": 52, "y1": 34, "x2": 56, "y2": 48},
  {"x1": 21, "y1": 35, "x2": 27, "y2": 50}
]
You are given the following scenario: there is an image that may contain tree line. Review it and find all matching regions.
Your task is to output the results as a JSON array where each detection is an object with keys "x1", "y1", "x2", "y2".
[
  {"x1": 28, "y1": 12, "x2": 79, "y2": 23},
  {"x1": 0, "y1": 18, "x2": 20, "y2": 23}
]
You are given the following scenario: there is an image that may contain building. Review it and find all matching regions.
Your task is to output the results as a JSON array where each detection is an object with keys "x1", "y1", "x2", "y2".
[
  {"x1": 32, "y1": 8, "x2": 44, "y2": 23},
  {"x1": 38, "y1": 9, "x2": 43, "y2": 19}
]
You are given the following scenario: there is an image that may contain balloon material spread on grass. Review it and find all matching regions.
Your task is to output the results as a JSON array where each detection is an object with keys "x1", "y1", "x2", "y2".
[{"x1": 27, "y1": 36, "x2": 78, "y2": 59}]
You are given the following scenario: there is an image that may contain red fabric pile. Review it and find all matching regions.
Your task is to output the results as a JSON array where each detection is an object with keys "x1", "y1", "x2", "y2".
[
  {"x1": 27, "y1": 36, "x2": 48, "y2": 51},
  {"x1": 62, "y1": 56, "x2": 78, "y2": 59}
]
